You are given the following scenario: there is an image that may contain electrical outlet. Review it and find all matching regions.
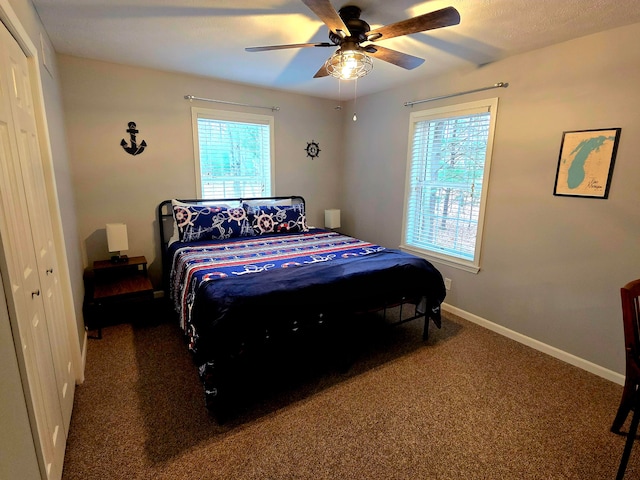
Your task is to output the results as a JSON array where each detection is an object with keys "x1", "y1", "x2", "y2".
[{"x1": 444, "y1": 278, "x2": 452, "y2": 290}]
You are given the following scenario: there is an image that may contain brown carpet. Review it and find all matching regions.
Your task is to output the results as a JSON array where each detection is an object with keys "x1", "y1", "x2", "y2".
[{"x1": 63, "y1": 305, "x2": 638, "y2": 479}]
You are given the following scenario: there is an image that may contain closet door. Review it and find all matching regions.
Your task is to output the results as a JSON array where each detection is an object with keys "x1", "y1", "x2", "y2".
[
  {"x1": 6, "y1": 24, "x2": 74, "y2": 430},
  {"x1": 0, "y1": 24, "x2": 66, "y2": 480}
]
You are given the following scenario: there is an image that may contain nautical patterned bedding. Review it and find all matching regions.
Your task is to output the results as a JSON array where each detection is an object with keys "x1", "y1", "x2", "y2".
[
  {"x1": 168, "y1": 229, "x2": 445, "y2": 359},
  {"x1": 171, "y1": 230, "x2": 383, "y2": 332},
  {"x1": 160, "y1": 197, "x2": 446, "y2": 416}
]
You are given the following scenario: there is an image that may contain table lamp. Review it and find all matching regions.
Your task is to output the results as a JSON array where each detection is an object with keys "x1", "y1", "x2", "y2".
[
  {"x1": 106, "y1": 223, "x2": 129, "y2": 263},
  {"x1": 324, "y1": 209, "x2": 341, "y2": 230}
]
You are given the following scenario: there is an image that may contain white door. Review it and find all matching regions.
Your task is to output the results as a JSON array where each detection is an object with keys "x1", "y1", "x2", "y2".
[
  {"x1": 0, "y1": 23, "x2": 67, "y2": 480},
  {"x1": 5, "y1": 24, "x2": 74, "y2": 430}
]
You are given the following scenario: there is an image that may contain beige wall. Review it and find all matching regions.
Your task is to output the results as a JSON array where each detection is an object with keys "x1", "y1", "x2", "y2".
[
  {"x1": 58, "y1": 56, "x2": 345, "y2": 287},
  {"x1": 56, "y1": 21, "x2": 640, "y2": 376},
  {"x1": 340, "y1": 22, "x2": 640, "y2": 374}
]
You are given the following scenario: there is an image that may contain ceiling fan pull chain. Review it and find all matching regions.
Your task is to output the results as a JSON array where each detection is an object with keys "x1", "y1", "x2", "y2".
[{"x1": 353, "y1": 78, "x2": 358, "y2": 122}]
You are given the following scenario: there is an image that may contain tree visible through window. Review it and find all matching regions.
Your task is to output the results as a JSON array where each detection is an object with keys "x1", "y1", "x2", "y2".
[
  {"x1": 402, "y1": 99, "x2": 498, "y2": 272},
  {"x1": 192, "y1": 108, "x2": 274, "y2": 199}
]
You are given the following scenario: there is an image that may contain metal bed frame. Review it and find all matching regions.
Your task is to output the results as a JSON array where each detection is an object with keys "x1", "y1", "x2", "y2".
[
  {"x1": 158, "y1": 196, "x2": 432, "y2": 339},
  {"x1": 157, "y1": 196, "x2": 437, "y2": 418}
]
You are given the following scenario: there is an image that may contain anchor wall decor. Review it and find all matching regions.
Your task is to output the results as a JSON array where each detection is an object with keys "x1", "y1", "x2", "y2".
[{"x1": 120, "y1": 121, "x2": 147, "y2": 156}]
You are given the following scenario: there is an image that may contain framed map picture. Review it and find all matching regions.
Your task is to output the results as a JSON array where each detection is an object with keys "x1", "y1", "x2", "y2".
[{"x1": 553, "y1": 127, "x2": 621, "y2": 199}]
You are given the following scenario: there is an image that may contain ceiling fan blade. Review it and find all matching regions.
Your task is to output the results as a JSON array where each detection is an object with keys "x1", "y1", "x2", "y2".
[
  {"x1": 366, "y1": 6, "x2": 460, "y2": 42},
  {"x1": 245, "y1": 42, "x2": 334, "y2": 52},
  {"x1": 365, "y1": 45, "x2": 425, "y2": 70},
  {"x1": 313, "y1": 61, "x2": 330, "y2": 78},
  {"x1": 302, "y1": 0, "x2": 351, "y2": 37}
]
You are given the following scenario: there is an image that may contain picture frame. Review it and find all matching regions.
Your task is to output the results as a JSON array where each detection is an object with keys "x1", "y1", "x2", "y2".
[{"x1": 553, "y1": 127, "x2": 621, "y2": 199}]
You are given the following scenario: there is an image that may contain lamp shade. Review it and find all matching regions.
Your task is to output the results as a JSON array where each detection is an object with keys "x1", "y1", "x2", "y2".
[
  {"x1": 324, "y1": 209, "x2": 341, "y2": 229},
  {"x1": 106, "y1": 223, "x2": 129, "y2": 252}
]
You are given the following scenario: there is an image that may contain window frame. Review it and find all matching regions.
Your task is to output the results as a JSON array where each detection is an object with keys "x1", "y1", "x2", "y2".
[
  {"x1": 400, "y1": 98, "x2": 499, "y2": 273},
  {"x1": 191, "y1": 107, "x2": 275, "y2": 199}
]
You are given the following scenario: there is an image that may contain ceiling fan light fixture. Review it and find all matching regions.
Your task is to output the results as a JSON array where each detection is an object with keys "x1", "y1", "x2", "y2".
[{"x1": 325, "y1": 49, "x2": 373, "y2": 80}]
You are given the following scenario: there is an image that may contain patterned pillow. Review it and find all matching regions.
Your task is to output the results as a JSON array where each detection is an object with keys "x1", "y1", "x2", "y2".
[
  {"x1": 245, "y1": 203, "x2": 308, "y2": 235},
  {"x1": 172, "y1": 203, "x2": 253, "y2": 242},
  {"x1": 169, "y1": 199, "x2": 244, "y2": 244}
]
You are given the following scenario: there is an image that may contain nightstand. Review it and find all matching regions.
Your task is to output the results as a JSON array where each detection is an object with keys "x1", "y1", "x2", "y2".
[{"x1": 85, "y1": 255, "x2": 154, "y2": 339}]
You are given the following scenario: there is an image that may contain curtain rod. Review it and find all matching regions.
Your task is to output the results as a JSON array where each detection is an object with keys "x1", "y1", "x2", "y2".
[
  {"x1": 184, "y1": 95, "x2": 280, "y2": 112},
  {"x1": 404, "y1": 82, "x2": 509, "y2": 107}
]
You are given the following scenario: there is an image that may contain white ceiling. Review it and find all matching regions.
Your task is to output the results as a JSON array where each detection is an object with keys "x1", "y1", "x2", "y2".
[{"x1": 31, "y1": 0, "x2": 640, "y2": 100}]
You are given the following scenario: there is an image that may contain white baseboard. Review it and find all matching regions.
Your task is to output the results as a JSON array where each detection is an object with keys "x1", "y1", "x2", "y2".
[
  {"x1": 441, "y1": 303, "x2": 625, "y2": 386},
  {"x1": 78, "y1": 329, "x2": 87, "y2": 385}
]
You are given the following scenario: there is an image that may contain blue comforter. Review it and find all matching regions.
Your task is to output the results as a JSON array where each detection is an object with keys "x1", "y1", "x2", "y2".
[{"x1": 168, "y1": 229, "x2": 446, "y2": 362}]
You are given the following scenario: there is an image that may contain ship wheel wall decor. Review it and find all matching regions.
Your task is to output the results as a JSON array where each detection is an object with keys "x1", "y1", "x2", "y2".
[{"x1": 305, "y1": 140, "x2": 321, "y2": 159}]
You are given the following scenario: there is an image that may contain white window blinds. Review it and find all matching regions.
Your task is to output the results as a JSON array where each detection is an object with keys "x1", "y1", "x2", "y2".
[
  {"x1": 193, "y1": 108, "x2": 274, "y2": 199},
  {"x1": 402, "y1": 99, "x2": 498, "y2": 272}
]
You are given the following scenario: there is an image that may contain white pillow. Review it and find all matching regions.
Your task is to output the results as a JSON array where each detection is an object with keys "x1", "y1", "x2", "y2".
[{"x1": 243, "y1": 198, "x2": 293, "y2": 207}]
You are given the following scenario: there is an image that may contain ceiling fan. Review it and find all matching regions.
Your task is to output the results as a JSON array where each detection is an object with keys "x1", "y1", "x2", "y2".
[{"x1": 245, "y1": 0, "x2": 461, "y2": 80}]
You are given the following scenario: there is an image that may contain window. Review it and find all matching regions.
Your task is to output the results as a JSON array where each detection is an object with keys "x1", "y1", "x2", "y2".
[
  {"x1": 192, "y1": 107, "x2": 274, "y2": 198},
  {"x1": 401, "y1": 98, "x2": 498, "y2": 273}
]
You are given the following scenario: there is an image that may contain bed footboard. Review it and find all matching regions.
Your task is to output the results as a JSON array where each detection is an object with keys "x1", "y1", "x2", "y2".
[{"x1": 196, "y1": 298, "x2": 439, "y2": 421}]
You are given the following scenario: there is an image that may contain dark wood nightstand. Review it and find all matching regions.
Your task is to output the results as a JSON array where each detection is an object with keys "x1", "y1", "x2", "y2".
[{"x1": 85, "y1": 256, "x2": 154, "y2": 339}]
